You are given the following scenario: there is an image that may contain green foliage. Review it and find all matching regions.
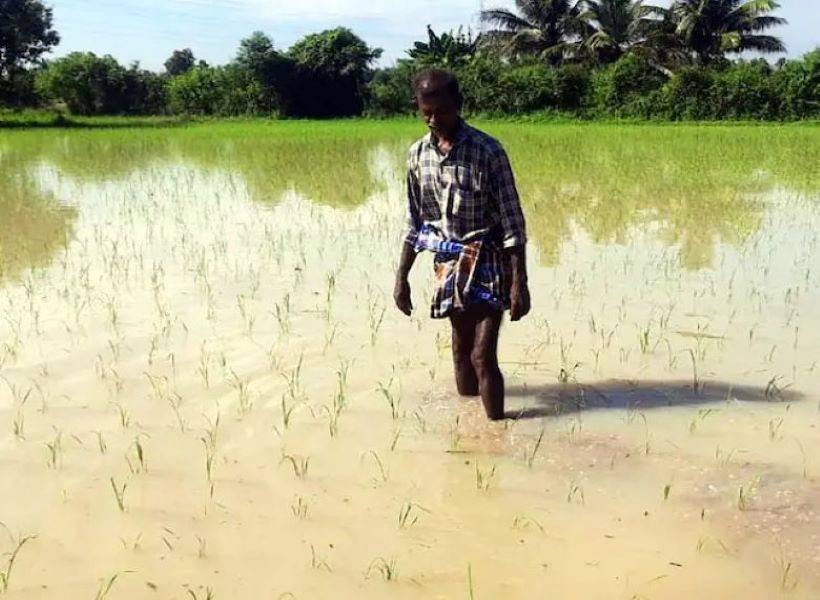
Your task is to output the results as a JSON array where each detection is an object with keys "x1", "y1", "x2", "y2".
[
  {"x1": 589, "y1": 53, "x2": 666, "y2": 116},
  {"x1": 661, "y1": 66, "x2": 716, "y2": 120},
  {"x1": 166, "y1": 64, "x2": 263, "y2": 116},
  {"x1": 287, "y1": 27, "x2": 382, "y2": 117},
  {"x1": 35, "y1": 52, "x2": 129, "y2": 115},
  {"x1": 0, "y1": 0, "x2": 60, "y2": 104},
  {"x1": 771, "y1": 48, "x2": 820, "y2": 120},
  {"x1": 408, "y1": 25, "x2": 479, "y2": 68},
  {"x1": 366, "y1": 61, "x2": 415, "y2": 116},
  {"x1": 164, "y1": 48, "x2": 195, "y2": 76}
]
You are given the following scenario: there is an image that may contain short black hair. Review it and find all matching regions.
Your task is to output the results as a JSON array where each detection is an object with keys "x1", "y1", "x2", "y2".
[{"x1": 411, "y1": 68, "x2": 462, "y2": 103}]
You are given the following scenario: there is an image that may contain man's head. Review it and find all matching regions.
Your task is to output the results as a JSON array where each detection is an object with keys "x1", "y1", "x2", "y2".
[{"x1": 412, "y1": 69, "x2": 462, "y2": 140}]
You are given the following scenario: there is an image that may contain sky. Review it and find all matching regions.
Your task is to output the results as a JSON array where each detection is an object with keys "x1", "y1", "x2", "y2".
[{"x1": 49, "y1": 0, "x2": 818, "y2": 71}]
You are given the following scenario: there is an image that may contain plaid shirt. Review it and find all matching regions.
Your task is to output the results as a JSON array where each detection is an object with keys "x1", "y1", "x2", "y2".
[{"x1": 403, "y1": 118, "x2": 527, "y2": 251}]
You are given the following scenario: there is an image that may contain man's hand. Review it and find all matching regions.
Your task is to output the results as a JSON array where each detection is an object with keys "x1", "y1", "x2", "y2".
[
  {"x1": 509, "y1": 279, "x2": 530, "y2": 322},
  {"x1": 394, "y1": 277, "x2": 413, "y2": 316}
]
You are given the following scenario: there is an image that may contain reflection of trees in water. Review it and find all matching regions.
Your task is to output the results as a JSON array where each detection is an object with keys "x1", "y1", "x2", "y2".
[
  {"x1": 497, "y1": 124, "x2": 813, "y2": 269},
  {"x1": 2, "y1": 123, "x2": 815, "y2": 277},
  {"x1": 0, "y1": 154, "x2": 76, "y2": 283}
]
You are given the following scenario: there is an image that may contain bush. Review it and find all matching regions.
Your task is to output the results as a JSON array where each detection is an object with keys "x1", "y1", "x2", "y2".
[
  {"x1": 166, "y1": 65, "x2": 265, "y2": 116},
  {"x1": 588, "y1": 54, "x2": 667, "y2": 117},
  {"x1": 771, "y1": 48, "x2": 820, "y2": 120},
  {"x1": 710, "y1": 61, "x2": 777, "y2": 119},
  {"x1": 366, "y1": 62, "x2": 415, "y2": 116},
  {"x1": 35, "y1": 52, "x2": 128, "y2": 115},
  {"x1": 662, "y1": 67, "x2": 716, "y2": 120}
]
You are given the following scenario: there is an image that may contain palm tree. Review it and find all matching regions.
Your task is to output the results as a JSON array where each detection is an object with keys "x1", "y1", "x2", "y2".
[
  {"x1": 579, "y1": 0, "x2": 667, "y2": 64},
  {"x1": 479, "y1": 0, "x2": 586, "y2": 65},
  {"x1": 671, "y1": 0, "x2": 786, "y2": 65}
]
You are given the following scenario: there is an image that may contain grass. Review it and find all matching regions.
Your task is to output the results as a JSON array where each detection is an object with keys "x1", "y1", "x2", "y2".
[
  {"x1": 0, "y1": 532, "x2": 36, "y2": 593},
  {"x1": 110, "y1": 477, "x2": 128, "y2": 512}
]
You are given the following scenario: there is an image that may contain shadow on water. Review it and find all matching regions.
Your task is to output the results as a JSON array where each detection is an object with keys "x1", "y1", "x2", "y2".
[{"x1": 506, "y1": 379, "x2": 803, "y2": 419}]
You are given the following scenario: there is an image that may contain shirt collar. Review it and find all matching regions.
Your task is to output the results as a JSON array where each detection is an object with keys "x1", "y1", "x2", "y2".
[{"x1": 425, "y1": 117, "x2": 469, "y2": 152}]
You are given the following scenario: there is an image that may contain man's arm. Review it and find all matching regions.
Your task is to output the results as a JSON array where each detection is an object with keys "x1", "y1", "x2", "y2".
[
  {"x1": 394, "y1": 155, "x2": 422, "y2": 316},
  {"x1": 491, "y1": 145, "x2": 530, "y2": 321}
]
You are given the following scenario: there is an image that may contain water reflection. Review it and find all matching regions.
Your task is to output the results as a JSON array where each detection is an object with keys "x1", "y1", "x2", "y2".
[{"x1": 1, "y1": 122, "x2": 817, "y2": 281}]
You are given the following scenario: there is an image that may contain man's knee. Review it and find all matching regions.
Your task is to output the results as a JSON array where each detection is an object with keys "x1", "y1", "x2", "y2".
[{"x1": 470, "y1": 347, "x2": 497, "y2": 375}]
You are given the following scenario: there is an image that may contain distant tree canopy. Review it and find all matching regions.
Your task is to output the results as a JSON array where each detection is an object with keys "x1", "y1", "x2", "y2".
[
  {"x1": 164, "y1": 48, "x2": 196, "y2": 75},
  {"x1": 0, "y1": 0, "x2": 59, "y2": 104},
  {"x1": 5, "y1": 0, "x2": 817, "y2": 121}
]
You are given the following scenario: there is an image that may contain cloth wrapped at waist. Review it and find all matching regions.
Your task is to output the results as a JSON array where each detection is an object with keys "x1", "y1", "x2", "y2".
[{"x1": 414, "y1": 224, "x2": 509, "y2": 318}]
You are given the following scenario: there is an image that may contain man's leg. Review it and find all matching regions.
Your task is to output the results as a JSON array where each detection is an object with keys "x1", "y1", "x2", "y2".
[
  {"x1": 469, "y1": 305, "x2": 505, "y2": 420},
  {"x1": 449, "y1": 309, "x2": 479, "y2": 396}
]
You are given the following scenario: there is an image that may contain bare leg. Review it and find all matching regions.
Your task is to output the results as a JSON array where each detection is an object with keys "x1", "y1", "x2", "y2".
[
  {"x1": 469, "y1": 305, "x2": 505, "y2": 420},
  {"x1": 449, "y1": 309, "x2": 479, "y2": 396}
]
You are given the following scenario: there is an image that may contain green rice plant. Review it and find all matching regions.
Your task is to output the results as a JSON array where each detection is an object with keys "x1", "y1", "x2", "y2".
[
  {"x1": 367, "y1": 299, "x2": 386, "y2": 345},
  {"x1": 229, "y1": 369, "x2": 253, "y2": 416},
  {"x1": 365, "y1": 557, "x2": 397, "y2": 581},
  {"x1": 388, "y1": 427, "x2": 401, "y2": 452},
  {"x1": 737, "y1": 476, "x2": 761, "y2": 511},
  {"x1": 364, "y1": 450, "x2": 389, "y2": 484},
  {"x1": 127, "y1": 435, "x2": 148, "y2": 474},
  {"x1": 397, "y1": 502, "x2": 430, "y2": 529},
  {"x1": 475, "y1": 463, "x2": 496, "y2": 492},
  {"x1": 113, "y1": 402, "x2": 131, "y2": 429},
  {"x1": 291, "y1": 495, "x2": 309, "y2": 520},
  {"x1": 168, "y1": 392, "x2": 187, "y2": 432},
  {"x1": 376, "y1": 378, "x2": 401, "y2": 420},
  {"x1": 0, "y1": 532, "x2": 36, "y2": 592},
  {"x1": 186, "y1": 587, "x2": 215, "y2": 600},
  {"x1": 448, "y1": 415, "x2": 462, "y2": 451},
  {"x1": 45, "y1": 430, "x2": 62, "y2": 469},
  {"x1": 689, "y1": 408, "x2": 717, "y2": 434},
  {"x1": 638, "y1": 323, "x2": 651, "y2": 354},
  {"x1": 567, "y1": 480, "x2": 585, "y2": 505},
  {"x1": 196, "y1": 536, "x2": 207, "y2": 558},
  {"x1": 511, "y1": 516, "x2": 545, "y2": 534},
  {"x1": 281, "y1": 452, "x2": 310, "y2": 480},
  {"x1": 110, "y1": 477, "x2": 128, "y2": 512},
  {"x1": 12, "y1": 408, "x2": 24, "y2": 440},
  {"x1": 764, "y1": 375, "x2": 786, "y2": 401},
  {"x1": 525, "y1": 428, "x2": 545, "y2": 468},
  {"x1": 467, "y1": 563, "x2": 475, "y2": 600},
  {"x1": 775, "y1": 546, "x2": 799, "y2": 592},
  {"x1": 322, "y1": 322, "x2": 339, "y2": 353},
  {"x1": 94, "y1": 571, "x2": 130, "y2": 600},
  {"x1": 413, "y1": 409, "x2": 427, "y2": 434},
  {"x1": 280, "y1": 393, "x2": 301, "y2": 431},
  {"x1": 663, "y1": 483, "x2": 672, "y2": 501},
  {"x1": 768, "y1": 417, "x2": 784, "y2": 441},
  {"x1": 272, "y1": 294, "x2": 291, "y2": 334},
  {"x1": 687, "y1": 349, "x2": 703, "y2": 396},
  {"x1": 309, "y1": 544, "x2": 331, "y2": 572},
  {"x1": 201, "y1": 435, "x2": 217, "y2": 499}
]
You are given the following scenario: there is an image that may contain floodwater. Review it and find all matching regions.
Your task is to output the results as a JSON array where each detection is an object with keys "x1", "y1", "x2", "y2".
[{"x1": 0, "y1": 121, "x2": 818, "y2": 599}]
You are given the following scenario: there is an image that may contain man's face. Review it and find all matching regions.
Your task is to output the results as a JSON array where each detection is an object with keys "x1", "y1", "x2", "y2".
[{"x1": 417, "y1": 93, "x2": 460, "y2": 139}]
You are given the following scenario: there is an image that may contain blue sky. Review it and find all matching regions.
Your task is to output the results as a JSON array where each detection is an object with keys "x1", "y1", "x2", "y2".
[{"x1": 50, "y1": 0, "x2": 818, "y2": 70}]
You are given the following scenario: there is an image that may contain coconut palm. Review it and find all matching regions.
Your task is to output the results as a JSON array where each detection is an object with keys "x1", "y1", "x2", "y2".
[
  {"x1": 479, "y1": 0, "x2": 586, "y2": 65},
  {"x1": 671, "y1": 0, "x2": 786, "y2": 65},
  {"x1": 579, "y1": 0, "x2": 667, "y2": 64}
]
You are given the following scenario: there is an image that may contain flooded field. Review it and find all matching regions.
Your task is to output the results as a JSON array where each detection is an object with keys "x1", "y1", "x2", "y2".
[{"x1": 0, "y1": 120, "x2": 818, "y2": 598}]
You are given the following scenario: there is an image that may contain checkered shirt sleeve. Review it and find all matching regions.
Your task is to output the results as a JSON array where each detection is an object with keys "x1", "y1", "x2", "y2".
[
  {"x1": 403, "y1": 147, "x2": 422, "y2": 249},
  {"x1": 490, "y1": 145, "x2": 527, "y2": 249}
]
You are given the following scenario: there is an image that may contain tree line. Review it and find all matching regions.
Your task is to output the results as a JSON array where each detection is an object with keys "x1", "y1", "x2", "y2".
[{"x1": 1, "y1": 0, "x2": 817, "y2": 120}]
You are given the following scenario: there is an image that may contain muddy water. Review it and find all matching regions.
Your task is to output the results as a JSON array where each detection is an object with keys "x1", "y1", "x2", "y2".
[{"x1": 0, "y1": 122, "x2": 818, "y2": 599}]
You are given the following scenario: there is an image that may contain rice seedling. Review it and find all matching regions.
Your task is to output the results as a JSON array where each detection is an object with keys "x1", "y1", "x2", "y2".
[
  {"x1": 363, "y1": 450, "x2": 389, "y2": 484},
  {"x1": 291, "y1": 495, "x2": 309, "y2": 520},
  {"x1": 119, "y1": 532, "x2": 143, "y2": 551},
  {"x1": 365, "y1": 556, "x2": 397, "y2": 581},
  {"x1": 686, "y1": 349, "x2": 703, "y2": 396},
  {"x1": 94, "y1": 571, "x2": 130, "y2": 600},
  {"x1": 127, "y1": 435, "x2": 148, "y2": 474},
  {"x1": 525, "y1": 427, "x2": 545, "y2": 468},
  {"x1": 397, "y1": 501, "x2": 430, "y2": 528},
  {"x1": 376, "y1": 378, "x2": 401, "y2": 421},
  {"x1": 448, "y1": 415, "x2": 462, "y2": 451},
  {"x1": 737, "y1": 476, "x2": 761, "y2": 511},
  {"x1": 196, "y1": 535, "x2": 207, "y2": 558},
  {"x1": 388, "y1": 426, "x2": 401, "y2": 452},
  {"x1": 689, "y1": 408, "x2": 717, "y2": 434},
  {"x1": 567, "y1": 481, "x2": 585, "y2": 505},
  {"x1": 186, "y1": 587, "x2": 215, "y2": 600},
  {"x1": 0, "y1": 532, "x2": 36, "y2": 593},
  {"x1": 45, "y1": 430, "x2": 62, "y2": 469},
  {"x1": 227, "y1": 368, "x2": 253, "y2": 416},
  {"x1": 310, "y1": 544, "x2": 331, "y2": 572},
  {"x1": 774, "y1": 545, "x2": 799, "y2": 592},
  {"x1": 110, "y1": 477, "x2": 128, "y2": 512},
  {"x1": 467, "y1": 563, "x2": 476, "y2": 599},
  {"x1": 512, "y1": 516, "x2": 545, "y2": 533},
  {"x1": 475, "y1": 462, "x2": 496, "y2": 492},
  {"x1": 663, "y1": 483, "x2": 672, "y2": 500},
  {"x1": 768, "y1": 417, "x2": 784, "y2": 441},
  {"x1": 367, "y1": 298, "x2": 386, "y2": 345},
  {"x1": 281, "y1": 452, "x2": 310, "y2": 480}
]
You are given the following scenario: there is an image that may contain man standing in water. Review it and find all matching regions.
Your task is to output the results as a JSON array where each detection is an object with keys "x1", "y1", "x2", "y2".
[{"x1": 393, "y1": 69, "x2": 530, "y2": 420}]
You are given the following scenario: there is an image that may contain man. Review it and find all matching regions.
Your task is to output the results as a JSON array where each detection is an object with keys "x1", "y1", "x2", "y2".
[{"x1": 393, "y1": 69, "x2": 530, "y2": 421}]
